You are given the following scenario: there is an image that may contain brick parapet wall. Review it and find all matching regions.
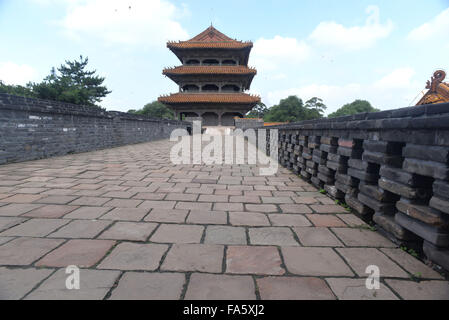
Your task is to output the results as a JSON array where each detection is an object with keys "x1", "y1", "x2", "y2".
[
  {"x1": 235, "y1": 118, "x2": 264, "y2": 130},
  {"x1": 263, "y1": 102, "x2": 449, "y2": 270},
  {"x1": 0, "y1": 94, "x2": 190, "y2": 164}
]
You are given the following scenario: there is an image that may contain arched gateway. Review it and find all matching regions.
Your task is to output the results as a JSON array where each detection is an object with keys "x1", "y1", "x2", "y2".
[{"x1": 158, "y1": 26, "x2": 260, "y2": 127}]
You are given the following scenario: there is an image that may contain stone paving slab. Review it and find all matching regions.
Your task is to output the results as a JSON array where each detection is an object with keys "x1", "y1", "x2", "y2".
[
  {"x1": 22, "y1": 205, "x2": 79, "y2": 218},
  {"x1": 47, "y1": 220, "x2": 112, "y2": 239},
  {"x1": 0, "y1": 204, "x2": 44, "y2": 216},
  {"x1": 36, "y1": 239, "x2": 115, "y2": 268},
  {"x1": 186, "y1": 210, "x2": 228, "y2": 225},
  {"x1": 336, "y1": 248, "x2": 409, "y2": 278},
  {"x1": 249, "y1": 227, "x2": 299, "y2": 246},
  {"x1": 331, "y1": 228, "x2": 397, "y2": 247},
  {"x1": 0, "y1": 237, "x2": 14, "y2": 245},
  {"x1": 385, "y1": 279, "x2": 449, "y2": 300},
  {"x1": 0, "y1": 267, "x2": 54, "y2": 300},
  {"x1": 229, "y1": 211, "x2": 270, "y2": 226},
  {"x1": 294, "y1": 227, "x2": 344, "y2": 247},
  {"x1": 97, "y1": 242, "x2": 168, "y2": 271},
  {"x1": 0, "y1": 237, "x2": 64, "y2": 266},
  {"x1": 185, "y1": 273, "x2": 256, "y2": 300},
  {"x1": 144, "y1": 208, "x2": 188, "y2": 223},
  {"x1": 204, "y1": 226, "x2": 247, "y2": 245},
  {"x1": 99, "y1": 207, "x2": 149, "y2": 221},
  {"x1": 0, "y1": 217, "x2": 26, "y2": 232},
  {"x1": 226, "y1": 246, "x2": 285, "y2": 275},
  {"x1": 161, "y1": 244, "x2": 224, "y2": 273},
  {"x1": 380, "y1": 248, "x2": 444, "y2": 279},
  {"x1": 109, "y1": 272, "x2": 185, "y2": 300},
  {"x1": 0, "y1": 218, "x2": 69, "y2": 237},
  {"x1": 25, "y1": 269, "x2": 120, "y2": 300},
  {"x1": 268, "y1": 214, "x2": 311, "y2": 227},
  {"x1": 64, "y1": 206, "x2": 112, "y2": 219},
  {"x1": 282, "y1": 247, "x2": 354, "y2": 277},
  {"x1": 325, "y1": 278, "x2": 398, "y2": 300},
  {"x1": 150, "y1": 224, "x2": 204, "y2": 244},
  {"x1": 0, "y1": 139, "x2": 448, "y2": 300},
  {"x1": 257, "y1": 276, "x2": 335, "y2": 300},
  {"x1": 98, "y1": 222, "x2": 158, "y2": 242}
]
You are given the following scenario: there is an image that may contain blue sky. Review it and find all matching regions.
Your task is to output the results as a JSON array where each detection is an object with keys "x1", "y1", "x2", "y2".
[{"x1": 0, "y1": 0, "x2": 448, "y2": 114}]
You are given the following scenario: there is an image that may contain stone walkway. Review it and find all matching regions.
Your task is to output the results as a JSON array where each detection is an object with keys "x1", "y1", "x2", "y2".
[{"x1": 0, "y1": 139, "x2": 448, "y2": 300}]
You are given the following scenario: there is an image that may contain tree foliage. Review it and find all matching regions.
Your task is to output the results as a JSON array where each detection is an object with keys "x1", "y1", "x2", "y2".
[
  {"x1": 304, "y1": 97, "x2": 326, "y2": 115},
  {"x1": 0, "y1": 81, "x2": 35, "y2": 98},
  {"x1": 263, "y1": 96, "x2": 326, "y2": 123},
  {"x1": 328, "y1": 99, "x2": 379, "y2": 118},
  {"x1": 246, "y1": 102, "x2": 269, "y2": 118},
  {"x1": 32, "y1": 56, "x2": 111, "y2": 106},
  {"x1": 129, "y1": 101, "x2": 174, "y2": 119},
  {"x1": 1, "y1": 56, "x2": 110, "y2": 107}
]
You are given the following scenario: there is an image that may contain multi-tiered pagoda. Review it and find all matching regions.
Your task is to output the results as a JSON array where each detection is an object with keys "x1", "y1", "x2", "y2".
[{"x1": 159, "y1": 26, "x2": 260, "y2": 126}]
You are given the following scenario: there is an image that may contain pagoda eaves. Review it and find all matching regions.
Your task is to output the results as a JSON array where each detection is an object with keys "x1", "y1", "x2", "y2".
[
  {"x1": 163, "y1": 65, "x2": 257, "y2": 75},
  {"x1": 159, "y1": 93, "x2": 261, "y2": 104},
  {"x1": 162, "y1": 65, "x2": 257, "y2": 90}
]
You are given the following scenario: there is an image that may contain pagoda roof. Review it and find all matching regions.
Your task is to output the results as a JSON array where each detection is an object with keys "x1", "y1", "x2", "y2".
[
  {"x1": 159, "y1": 93, "x2": 260, "y2": 105},
  {"x1": 167, "y1": 26, "x2": 253, "y2": 50},
  {"x1": 163, "y1": 65, "x2": 257, "y2": 76},
  {"x1": 189, "y1": 25, "x2": 234, "y2": 42},
  {"x1": 416, "y1": 70, "x2": 449, "y2": 105}
]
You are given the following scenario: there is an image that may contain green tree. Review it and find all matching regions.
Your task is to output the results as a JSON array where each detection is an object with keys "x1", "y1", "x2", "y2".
[
  {"x1": 32, "y1": 55, "x2": 110, "y2": 106},
  {"x1": 305, "y1": 97, "x2": 327, "y2": 117},
  {"x1": 246, "y1": 102, "x2": 268, "y2": 118},
  {"x1": 130, "y1": 101, "x2": 174, "y2": 119},
  {"x1": 328, "y1": 99, "x2": 380, "y2": 118},
  {"x1": 0, "y1": 80, "x2": 35, "y2": 98},
  {"x1": 264, "y1": 95, "x2": 326, "y2": 123}
]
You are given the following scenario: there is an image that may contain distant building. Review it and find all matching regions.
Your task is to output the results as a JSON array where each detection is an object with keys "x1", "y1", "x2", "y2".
[
  {"x1": 159, "y1": 26, "x2": 260, "y2": 127},
  {"x1": 416, "y1": 70, "x2": 449, "y2": 105}
]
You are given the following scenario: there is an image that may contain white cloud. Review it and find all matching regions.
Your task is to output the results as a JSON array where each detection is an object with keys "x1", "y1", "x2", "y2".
[
  {"x1": 251, "y1": 36, "x2": 311, "y2": 72},
  {"x1": 28, "y1": 0, "x2": 64, "y2": 5},
  {"x1": 408, "y1": 7, "x2": 449, "y2": 42},
  {"x1": 263, "y1": 68, "x2": 422, "y2": 114},
  {"x1": 0, "y1": 62, "x2": 38, "y2": 86},
  {"x1": 271, "y1": 73, "x2": 287, "y2": 80},
  {"x1": 309, "y1": 5, "x2": 393, "y2": 51},
  {"x1": 29, "y1": 0, "x2": 85, "y2": 7},
  {"x1": 374, "y1": 67, "x2": 416, "y2": 88},
  {"x1": 58, "y1": 0, "x2": 189, "y2": 47}
]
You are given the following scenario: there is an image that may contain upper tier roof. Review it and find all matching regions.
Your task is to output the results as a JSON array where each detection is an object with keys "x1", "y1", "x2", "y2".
[
  {"x1": 162, "y1": 65, "x2": 257, "y2": 90},
  {"x1": 158, "y1": 92, "x2": 260, "y2": 105},
  {"x1": 167, "y1": 26, "x2": 253, "y2": 50},
  {"x1": 163, "y1": 65, "x2": 257, "y2": 76},
  {"x1": 189, "y1": 25, "x2": 235, "y2": 42},
  {"x1": 416, "y1": 70, "x2": 449, "y2": 105}
]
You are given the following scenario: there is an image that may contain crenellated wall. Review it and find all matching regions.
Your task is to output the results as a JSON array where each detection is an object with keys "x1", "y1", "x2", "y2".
[
  {"x1": 264, "y1": 102, "x2": 449, "y2": 270},
  {"x1": 0, "y1": 94, "x2": 191, "y2": 164}
]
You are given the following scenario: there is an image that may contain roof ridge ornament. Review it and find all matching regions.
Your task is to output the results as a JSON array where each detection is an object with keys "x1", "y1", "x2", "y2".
[
  {"x1": 426, "y1": 70, "x2": 446, "y2": 92},
  {"x1": 415, "y1": 69, "x2": 449, "y2": 106}
]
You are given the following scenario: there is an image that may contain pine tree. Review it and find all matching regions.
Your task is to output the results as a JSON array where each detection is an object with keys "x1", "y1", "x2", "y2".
[{"x1": 33, "y1": 55, "x2": 111, "y2": 106}]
